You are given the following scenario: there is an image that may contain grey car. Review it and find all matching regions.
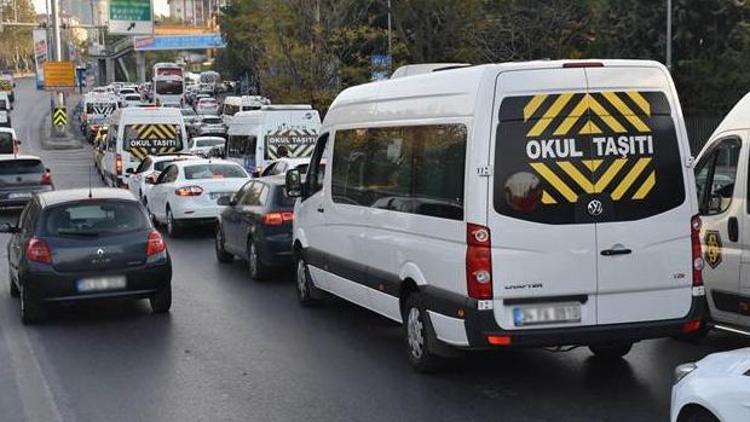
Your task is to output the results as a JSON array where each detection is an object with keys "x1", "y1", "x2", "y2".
[{"x1": 0, "y1": 155, "x2": 54, "y2": 207}]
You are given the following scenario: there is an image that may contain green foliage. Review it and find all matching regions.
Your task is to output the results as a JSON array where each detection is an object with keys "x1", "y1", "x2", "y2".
[
  {"x1": 0, "y1": 0, "x2": 37, "y2": 72},
  {"x1": 219, "y1": 0, "x2": 750, "y2": 118}
]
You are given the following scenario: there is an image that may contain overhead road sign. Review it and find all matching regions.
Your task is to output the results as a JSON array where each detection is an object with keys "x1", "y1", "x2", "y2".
[
  {"x1": 52, "y1": 107, "x2": 67, "y2": 127},
  {"x1": 132, "y1": 34, "x2": 226, "y2": 51},
  {"x1": 43, "y1": 61, "x2": 76, "y2": 90},
  {"x1": 109, "y1": 0, "x2": 153, "y2": 35}
]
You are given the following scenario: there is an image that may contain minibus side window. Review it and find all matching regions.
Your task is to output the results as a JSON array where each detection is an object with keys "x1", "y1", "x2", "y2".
[{"x1": 696, "y1": 138, "x2": 740, "y2": 215}]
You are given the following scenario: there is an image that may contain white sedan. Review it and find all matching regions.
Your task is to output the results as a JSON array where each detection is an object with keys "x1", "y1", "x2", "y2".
[
  {"x1": 671, "y1": 348, "x2": 750, "y2": 422},
  {"x1": 126, "y1": 154, "x2": 199, "y2": 203},
  {"x1": 188, "y1": 136, "x2": 225, "y2": 157},
  {"x1": 146, "y1": 159, "x2": 250, "y2": 237}
]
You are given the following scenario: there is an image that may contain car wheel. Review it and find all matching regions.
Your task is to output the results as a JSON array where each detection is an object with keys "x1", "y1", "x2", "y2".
[
  {"x1": 215, "y1": 226, "x2": 233, "y2": 263},
  {"x1": 20, "y1": 285, "x2": 46, "y2": 324},
  {"x1": 8, "y1": 268, "x2": 18, "y2": 298},
  {"x1": 296, "y1": 256, "x2": 323, "y2": 306},
  {"x1": 678, "y1": 406, "x2": 720, "y2": 422},
  {"x1": 404, "y1": 293, "x2": 443, "y2": 373},
  {"x1": 149, "y1": 285, "x2": 172, "y2": 314},
  {"x1": 166, "y1": 207, "x2": 181, "y2": 238},
  {"x1": 589, "y1": 342, "x2": 633, "y2": 359},
  {"x1": 247, "y1": 239, "x2": 268, "y2": 281}
]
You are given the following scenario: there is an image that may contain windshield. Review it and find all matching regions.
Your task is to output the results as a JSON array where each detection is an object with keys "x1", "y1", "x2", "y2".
[
  {"x1": 202, "y1": 117, "x2": 222, "y2": 124},
  {"x1": 0, "y1": 132, "x2": 13, "y2": 153},
  {"x1": 181, "y1": 109, "x2": 196, "y2": 116},
  {"x1": 0, "y1": 159, "x2": 44, "y2": 174},
  {"x1": 42, "y1": 201, "x2": 148, "y2": 237},
  {"x1": 184, "y1": 164, "x2": 247, "y2": 180},
  {"x1": 124, "y1": 95, "x2": 140, "y2": 101},
  {"x1": 196, "y1": 139, "x2": 224, "y2": 147},
  {"x1": 155, "y1": 80, "x2": 184, "y2": 95},
  {"x1": 124, "y1": 124, "x2": 183, "y2": 159}
]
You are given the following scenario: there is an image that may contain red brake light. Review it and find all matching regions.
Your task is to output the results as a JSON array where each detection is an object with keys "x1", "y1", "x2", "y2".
[
  {"x1": 263, "y1": 212, "x2": 294, "y2": 226},
  {"x1": 691, "y1": 215, "x2": 704, "y2": 287},
  {"x1": 116, "y1": 153, "x2": 123, "y2": 175},
  {"x1": 563, "y1": 62, "x2": 604, "y2": 68},
  {"x1": 146, "y1": 230, "x2": 166, "y2": 256},
  {"x1": 174, "y1": 186, "x2": 203, "y2": 196},
  {"x1": 41, "y1": 171, "x2": 52, "y2": 185},
  {"x1": 466, "y1": 223, "x2": 493, "y2": 300},
  {"x1": 27, "y1": 237, "x2": 52, "y2": 264},
  {"x1": 682, "y1": 319, "x2": 702, "y2": 334}
]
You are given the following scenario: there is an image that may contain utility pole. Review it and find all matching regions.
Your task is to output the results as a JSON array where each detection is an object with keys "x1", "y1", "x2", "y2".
[
  {"x1": 387, "y1": 0, "x2": 392, "y2": 75},
  {"x1": 666, "y1": 0, "x2": 672, "y2": 71}
]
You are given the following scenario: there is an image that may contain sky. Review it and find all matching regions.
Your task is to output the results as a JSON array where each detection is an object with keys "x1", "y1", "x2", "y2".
[{"x1": 32, "y1": 0, "x2": 170, "y2": 17}]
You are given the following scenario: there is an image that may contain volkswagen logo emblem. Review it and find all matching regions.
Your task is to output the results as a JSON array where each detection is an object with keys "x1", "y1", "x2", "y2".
[
  {"x1": 96, "y1": 248, "x2": 105, "y2": 257},
  {"x1": 587, "y1": 200, "x2": 604, "y2": 216}
]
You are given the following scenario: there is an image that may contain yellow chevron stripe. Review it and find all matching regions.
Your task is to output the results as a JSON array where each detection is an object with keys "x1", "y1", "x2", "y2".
[
  {"x1": 553, "y1": 95, "x2": 591, "y2": 136},
  {"x1": 529, "y1": 162, "x2": 578, "y2": 203},
  {"x1": 594, "y1": 158, "x2": 627, "y2": 192},
  {"x1": 541, "y1": 190, "x2": 557, "y2": 204},
  {"x1": 578, "y1": 120, "x2": 602, "y2": 135},
  {"x1": 527, "y1": 93, "x2": 574, "y2": 137},
  {"x1": 582, "y1": 159, "x2": 603, "y2": 172},
  {"x1": 611, "y1": 158, "x2": 652, "y2": 200},
  {"x1": 602, "y1": 92, "x2": 650, "y2": 132},
  {"x1": 523, "y1": 94, "x2": 548, "y2": 121},
  {"x1": 626, "y1": 91, "x2": 651, "y2": 116},
  {"x1": 587, "y1": 95, "x2": 627, "y2": 133},
  {"x1": 557, "y1": 161, "x2": 594, "y2": 193},
  {"x1": 632, "y1": 170, "x2": 656, "y2": 200}
]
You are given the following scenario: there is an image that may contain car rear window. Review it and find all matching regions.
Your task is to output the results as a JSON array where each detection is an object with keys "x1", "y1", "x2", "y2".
[
  {"x1": 184, "y1": 164, "x2": 247, "y2": 180},
  {"x1": 274, "y1": 185, "x2": 296, "y2": 207},
  {"x1": 494, "y1": 91, "x2": 685, "y2": 224},
  {"x1": 196, "y1": 139, "x2": 224, "y2": 147},
  {"x1": 0, "y1": 159, "x2": 44, "y2": 174},
  {"x1": 0, "y1": 132, "x2": 13, "y2": 154},
  {"x1": 41, "y1": 200, "x2": 148, "y2": 237},
  {"x1": 202, "y1": 117, "x2": 222, "y2": 124}
]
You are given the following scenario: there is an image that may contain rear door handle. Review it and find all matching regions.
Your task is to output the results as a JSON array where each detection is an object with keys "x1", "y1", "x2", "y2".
[
  {"x1": 317, "y1": 207, "x2": 325, "y2": 213},
  {"x1": 601, "y1": 248, "x2": 632, "y2": 256},
  {"x1": 728, "y1": 217, "x2": 739, "y2": 242}
]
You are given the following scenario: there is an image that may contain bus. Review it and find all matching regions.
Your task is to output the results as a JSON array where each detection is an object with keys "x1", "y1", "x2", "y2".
[{"x1": 152, "y1": 63, "x2": 184, "y2": 106}]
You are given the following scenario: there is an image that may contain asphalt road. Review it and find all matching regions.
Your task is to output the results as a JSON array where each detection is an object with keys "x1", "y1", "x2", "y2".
[{"x1": 1, "y1": 79, "x2": 749, "y2": 422}]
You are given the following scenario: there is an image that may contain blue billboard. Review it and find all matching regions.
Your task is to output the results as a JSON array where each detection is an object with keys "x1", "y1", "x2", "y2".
[{"x1": 133, "y1": 34, "x2": 226, "y2": 51}]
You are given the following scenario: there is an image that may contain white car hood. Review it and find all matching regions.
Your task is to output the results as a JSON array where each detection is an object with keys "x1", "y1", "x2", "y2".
[{"x1": 697, "y1": 348, "x2": 750, "y2": 376}]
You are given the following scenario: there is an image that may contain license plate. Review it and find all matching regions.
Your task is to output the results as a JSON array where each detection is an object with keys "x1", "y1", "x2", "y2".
[
  {"x1": 76, "y1": 275, "x2": 126, "y2": 292},
  {"x1": 513, "y1": 303, "x2": 581, "y2": 327},
  {"x1": 8, "y1": 192, "x2": 32, "y2": 199}
]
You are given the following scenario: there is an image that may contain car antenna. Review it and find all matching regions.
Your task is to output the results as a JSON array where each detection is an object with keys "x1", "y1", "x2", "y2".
[{"x1": 88, "y1": 163, "x2": 93, "y2": 198}]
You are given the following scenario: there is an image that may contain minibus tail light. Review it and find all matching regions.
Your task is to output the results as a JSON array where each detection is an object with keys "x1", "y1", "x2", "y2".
[
  {"x1": 116, "y1": 153, "x2": 123, "y2": 175},
  {"x1": 691, "y1": 215, "x2": 704, "y2": 287},
  {"x1": 466, "y1": 223, "x2": 493, "y2": 300},
  {"x1": 563, "y1": 62, "x2": 604, "y2": 68}
]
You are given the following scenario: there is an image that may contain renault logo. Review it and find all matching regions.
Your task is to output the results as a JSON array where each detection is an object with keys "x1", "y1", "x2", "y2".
[
  {"x1": 587, "y1": 200, "x2": 603, "y2": 216},
  {"x1": 96, "y1": 248, "x2": 105, "y2": 257}
]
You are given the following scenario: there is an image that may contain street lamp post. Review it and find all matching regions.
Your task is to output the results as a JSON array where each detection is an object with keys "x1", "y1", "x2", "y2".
[{"x1": 666, "y1": 0, "x2": 672, "y2": 70}]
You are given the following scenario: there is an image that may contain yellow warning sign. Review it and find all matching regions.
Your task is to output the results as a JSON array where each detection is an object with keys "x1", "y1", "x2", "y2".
[
  {"x1": 43, "y1": 61, "x2": 76, "y2": 90},
  {"x1": 52, "y1": 107, "x2": 67, "y2": 127},
  {"x1": 126, "y1": 124, "x2": 180, "y2": 160},
  {"x1": 705, "y1": 231, "x2": 723, "y2": 269},
  {"x1": 522, "y1": 91, "x2": 657, "y2": 205}
]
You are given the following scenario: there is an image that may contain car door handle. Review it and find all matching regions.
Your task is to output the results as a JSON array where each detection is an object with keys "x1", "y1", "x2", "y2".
[
  {"x1": 728, "y1": 217, "x2": 739, "y2": 242},
  {"x1": 317, "y1": 207, "x2": 324, "y2": 213},
  {"x1": 601, "y1": 248, "x2": 632, "y2": 256}
]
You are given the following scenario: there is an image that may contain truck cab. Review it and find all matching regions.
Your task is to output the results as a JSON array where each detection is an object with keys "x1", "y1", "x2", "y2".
[{"x1": 696, "y1": 92, "x2": 750, "y2": 335}]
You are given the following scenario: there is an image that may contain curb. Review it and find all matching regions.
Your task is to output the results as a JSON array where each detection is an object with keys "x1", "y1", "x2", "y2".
[{"x1": 40, "y1": 111, "x2": 84, "y2": 151}]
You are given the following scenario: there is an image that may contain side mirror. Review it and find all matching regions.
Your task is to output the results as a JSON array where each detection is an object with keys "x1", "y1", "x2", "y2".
[
  {"x1": 16, "y1": 140, "x2": 21, "y2": 144},
  {"x1": 0, "y1": 223, "x2": 19, "y2": 233},
  {"x1": 217, "y1": 196, "x2": 232, "y2": 206},
  {"x1": 125, "y1": 168, "x2": 134, "y2": 174},
  {"x1": 252, "y1": 171, "x2": 260, "y2": 178},
  {"x1": 145, "y1": 177, "x2": 156, "y2": 185},
  {"x1": 45, "y1": 168, "x2": 50, "y2": 172},
  {"x1": 285, "y1": 169, "x2": 303, "y2": 198},
  {"x1": 708, "y1": 193, "x2": 723, "y2": 214}
]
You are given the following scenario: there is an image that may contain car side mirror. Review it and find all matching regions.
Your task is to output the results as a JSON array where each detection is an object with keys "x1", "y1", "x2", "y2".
[
  {"x1": 252, "y1": 171, "x2": 260, "y2": 178},
  {"x1": 0, "y1": 223, "x2": 19, "y2": 233},
  {"x1": 285, "y1": 169, "x2": 303, "y2": 198},
  {"x1": 16, "y1": 140, "x2": 21, "y2": 144},
  {"x1": 145, "y1": 177, "x2": 156, "y2": 185},
  {"x1": 708, "y1": 193, "x2": 723, "y2": 214},
  {"x1": 217, "y1": 196, "x2": 232, "y2": 206},
  {"x1": 125, "y1": 168, "x2": 134, "y2": 174}
]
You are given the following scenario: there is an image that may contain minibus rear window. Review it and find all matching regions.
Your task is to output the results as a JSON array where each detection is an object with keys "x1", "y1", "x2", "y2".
[{"x1": 493, "y1": 91, "x2": 685, "y2": 224}]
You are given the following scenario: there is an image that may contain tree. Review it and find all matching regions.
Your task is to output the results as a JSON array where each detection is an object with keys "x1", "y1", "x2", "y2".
[{"x1": 0, "y1": 0, "x2": 37, "y2": 72}]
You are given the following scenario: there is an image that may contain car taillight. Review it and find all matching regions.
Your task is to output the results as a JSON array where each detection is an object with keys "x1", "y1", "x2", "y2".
[
  {"x1": 41, "y1": 171, "x2": 52, "y2": 185},
  {"x1": 691, "y1": 215, "x2": 704, "y2": 287},
  {"x1": 263, "y1": 212, "x2": 294, "y2": 226},
  {"x1": 175, "y1": 186, "x2": 203, "y2": 196},
  {"x1": 146, "y1": 230, "x2": 166, "y2": 256},
  {"x1": 27, "y1": 237, "x2": 52, "y2": 264},
  {"x1": 466, "y1": 223, "x2": 493, "y2": 300},
  {"x1": 116, "y1": 153, "x2": 123, "y2": 175}
]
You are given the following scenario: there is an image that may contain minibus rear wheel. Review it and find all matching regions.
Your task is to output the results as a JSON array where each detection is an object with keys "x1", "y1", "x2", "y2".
[{"x1": 404, "y1": 293, "x2": 443, "y2": 373}]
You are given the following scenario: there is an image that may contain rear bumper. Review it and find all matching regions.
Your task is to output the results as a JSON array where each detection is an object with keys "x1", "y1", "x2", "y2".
[
  {"x1": 422, "y1": 286, "x2": 707, "y2": 349},
  {"x1": 257, "y1": 232, "x2": 294, "y2": 268},
  {"x1": 0, "y1": 186, "x2": 54, "y2": 207},
  {"x1": 20, "y1": 260, "x2": 172, "y2": 303},
  {"x1": 173, "y1": 204, "x2": 224, "y2": 220}
]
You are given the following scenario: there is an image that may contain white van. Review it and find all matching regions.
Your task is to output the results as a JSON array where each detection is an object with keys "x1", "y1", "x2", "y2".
[
  {"x1": 693, "y1": 92, "x2": 750, "y2": 337},
  {"x1": 285, "y1": 60, "x2": 706, "y2": 371},
  {"x1": 221, "y1": 95, "x2": 271, "y2": 125},
  {"x1": 226, "y1": 105, "x2": 320, "y2": 175},
  {"x1": 102, "y1": 107, "x2": 188, "y2": 188}
]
